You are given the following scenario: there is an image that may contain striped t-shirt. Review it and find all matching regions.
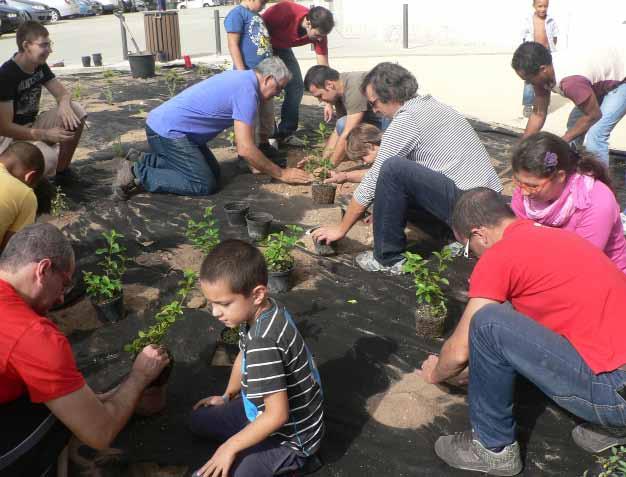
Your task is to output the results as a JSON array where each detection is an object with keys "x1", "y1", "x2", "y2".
[
  {"x1": 353, "y1": 95, "x2": 503, "y2": 208},
  {"x1": 240, "y1": 299, "x2": 324, "y2": 457}
]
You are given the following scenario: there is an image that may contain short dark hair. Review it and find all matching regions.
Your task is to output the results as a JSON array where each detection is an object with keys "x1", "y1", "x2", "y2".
[
  {"x1": 451, "y1": 188, "x2": 515, "y2": 241},
  {"x1": 304, "y1": 65, "x2": 340, "y2": 91},
  {"x1": 3, "y1": 142, "x2": 45, "y2": 181},
  {"x1": 511, "y1": 42, "x2": 552, "y2": 76},
  {"x1": 307, "y1": 6, "x2": 334, "y2": 35},
  {"x1": 360, "y1": 62, "x2": 418, "y2": 104},
  {"x1": 16, "y1": 21, "x2": 49, "y2": 53},
  {"x1": 200, "y1": 239, "x2": 267, "y2": 296},
  {"x1": 0, "y1": 223, "x2": 74, "y2": 272}
]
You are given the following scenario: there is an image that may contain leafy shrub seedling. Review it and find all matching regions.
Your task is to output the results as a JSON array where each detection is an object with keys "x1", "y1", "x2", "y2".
[
  {"x1": 583, "y1": 446, "x2": 626, "y2": 477},
  {"x1": 262, "y1": 225, "x2": 304, "y2": 272},
  {"x1": 402, "y1": 247, "x2": 453, "y2": 317},
  {"x1": 51, "y1": 185, "x2": 69, "y2": 217},
  {"x1": 304, "y1": 153, "x2": 334, "y2": 182},
  {"x1": 186, "y1": 205, "x2": 220, "y2": 254},
  {"x1": 164, "y1": 69, "x2": 182, "y2": 97},
  {"x1": 227, "y1": 129, "x2": 236, "y2": 148},
  {"x1": 72, "y1": 80, "x2": 82, "y2": 100},
  {"x1": 221, "y1": 325, "x2": 240, "y2": 345},
  {"x1": 316, "y1": 121, "x2": 331, "y2": 143},
  {"x1": 83, "y1": 230, "x2": 127, "y2": 303},
  {"x1": 124, "y1": 270, "x2": 198, "y2": 354},
  {"x1": 112, "y1": 136, "x2": 124, "y2": 157}
]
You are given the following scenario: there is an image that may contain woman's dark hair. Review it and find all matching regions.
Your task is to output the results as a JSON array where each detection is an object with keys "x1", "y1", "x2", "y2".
[
  {"x1": 307, "y1": 6, "x2": 334, "y2": 35},
  {"x1": 512, "y1": 132, "x2": 612, "y2": 189},
  {"x1": 511, "y1": 42, "x2": 552, "y2": 76},
  {"x1": 360, "y1": 62, "x2": 418, "y2": 104}
]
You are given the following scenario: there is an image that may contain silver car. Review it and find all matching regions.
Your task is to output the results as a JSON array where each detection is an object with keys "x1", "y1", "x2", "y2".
[{"x1": 43, "y1": 0, "x2": 80, "y2": 21}]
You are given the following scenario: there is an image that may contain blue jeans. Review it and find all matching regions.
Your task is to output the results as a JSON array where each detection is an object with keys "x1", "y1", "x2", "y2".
[
  {"x1": 189, "y1": 398, "x2": 307, "y2": 477},
  {"x1": 372, "y1": 156, "x2": 462, "y2": 266},
  {"x1": 522, "y1": 82, "x2": 535, "y2": 107},
  {"x1": 133, "y1": 126, "x2": 220, "y2": 196},
  {"x1": 274, "y1": 48, "x2": 303, "y2": 137},
  {"x1": 566, "y1": 83, "x2": 626, "y2": 167},
  {"x1": 335, "y1": 115, "x2": 392, "y2": 136},
  {"x1": 470, "y1": 304, "x2": 626, "y2": 449}
]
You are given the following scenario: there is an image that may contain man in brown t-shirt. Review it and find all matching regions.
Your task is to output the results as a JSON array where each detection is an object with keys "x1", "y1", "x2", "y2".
[{"x1": 303, "y1": 65, "x2": 390, "y2": 166}]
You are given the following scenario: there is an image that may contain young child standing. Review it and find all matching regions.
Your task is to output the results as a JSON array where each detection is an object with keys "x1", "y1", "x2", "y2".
[
  {"x1": 190, "y1": 240, "x2": 324, "y2": 477},
  {"x1": 520, "y1": 0, "x2": 558, "y2": 117},
  {"x1": 224, "y1": 0, "x2": 278, "y2": 160}
]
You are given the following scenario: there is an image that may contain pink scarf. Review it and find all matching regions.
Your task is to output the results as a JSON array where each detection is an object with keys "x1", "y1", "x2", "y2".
[{"x1": 511, "y1": 173, "x2": 595, "y2": 227}]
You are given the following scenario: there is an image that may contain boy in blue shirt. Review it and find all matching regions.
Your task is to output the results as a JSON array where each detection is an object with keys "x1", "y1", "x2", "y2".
[
  {"x1": 224, "y1": 0, "x2": 278, "y2": 159},
  {"x1": 190, "y1": 239, "x2": 324, "y2": 477}
]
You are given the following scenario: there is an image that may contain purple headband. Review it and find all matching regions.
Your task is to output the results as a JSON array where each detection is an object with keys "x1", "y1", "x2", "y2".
[{"x1": 544, "y1": 151, "x2": 558, "y2": 169}]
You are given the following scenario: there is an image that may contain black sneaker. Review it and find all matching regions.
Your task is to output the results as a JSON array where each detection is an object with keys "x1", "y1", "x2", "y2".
[
  {"x1": 572, "y1": 423, "x2": 626, "y2": 453},
  {"x1": 435, "y1": 430, "x2": 522, "y2": 476},
  {"x1": 258, "y1": 142, "x2": 280, "y2": 159}
]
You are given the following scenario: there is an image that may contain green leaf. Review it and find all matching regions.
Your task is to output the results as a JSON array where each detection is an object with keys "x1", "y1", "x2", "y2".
[{"x1": 347, "y1": 299, "x2": 357, "y2": 304}]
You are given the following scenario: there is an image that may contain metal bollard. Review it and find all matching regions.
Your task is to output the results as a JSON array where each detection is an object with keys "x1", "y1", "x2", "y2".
[
  {"x1": 402, "y1": 4, "x2": 408, "y2": 49},
  {"x1": 213, "y1": 9, "x2": 221, "y2": 56},
  {"x1": 119, "y1": 13, "x2": 128, "y2": 60}
]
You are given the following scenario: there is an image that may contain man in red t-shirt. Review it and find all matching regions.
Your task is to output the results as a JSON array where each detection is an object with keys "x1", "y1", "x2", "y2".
[
  {"x1": 416, "y1": 188, "x2": 626, "y2": 476},
  {"x1": 0, "y1": 224, "x2": 169, "y2": 476},
  {"x1": 262, "y1": 2, "x2": 334, "y2": 145}
]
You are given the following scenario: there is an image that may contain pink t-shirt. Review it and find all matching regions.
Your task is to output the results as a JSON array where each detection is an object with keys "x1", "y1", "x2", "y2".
[{"x1": 512, "y1": 180, "x2": 626, "y2": 273}]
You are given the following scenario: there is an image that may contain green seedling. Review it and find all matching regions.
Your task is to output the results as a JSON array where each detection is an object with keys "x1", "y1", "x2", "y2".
[
  {"x1": 197, "y1": 63, "x2": 211, "y2": 77},
  {"x1": 221, "y1": 325, "x2": 240, "y2": 345},
  {"x1": 124, "y1": 269, "x2": 198, "y2": 354},
  {"x1": 186, "y1": 205, "x2": 220, "y2": 254},
  {"x1": 164, "y1": 69, "x2": 182, "y2": 97},
  {"x1": 227, "y1": 129, "x2": 236, "y2": 148},
  {"x1": 104, "y1": 86, "x2": 114, "y2": 105},
  {"x1": 51, "y1": 185, "x2": 69, "y2": 217},
  {"x1": 72, "y1": 80, "x2": 82, "y2": 100},
  {"x1": 402, "y1": 247, "x2": 453, "y2": 318},
  {"x1": 583, "y1": 446, "x2": 626, "y2": 477},
  {"x1": 103, "y1": 69, "x2": 116, "y2": 80},
  {"x1": 304, "y1": 153, "x2": 334, "y2": 182},
  {"x1": 316, "y1": 121, "x2": 331, "y2": 143},
  {"x1": 261, "y1": 225, "x2": 304, "y2": 272},
  {"x1": 83, "y1": 230, "x2": 127, "y2": 303},
  {"x1": 112, "y1": 136, "x2": 124, "y2": 157}
]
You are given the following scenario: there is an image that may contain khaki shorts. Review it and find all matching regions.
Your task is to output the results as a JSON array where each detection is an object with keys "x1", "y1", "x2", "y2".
[{"x1": 0, "y1": 102, "x2": 86, "y2": 177}]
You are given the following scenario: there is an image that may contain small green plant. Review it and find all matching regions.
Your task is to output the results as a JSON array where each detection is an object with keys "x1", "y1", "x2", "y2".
[
  {"x1": 103, "y1": 69, "x2": 117, "y2": 80},
  {"x1": 112, "y1": 136, "x2": 124, "y2": 157},
  {"x1": 164, "y1": 69, "x2": 182, "y2": 97},
  {"x1": 51, "y1": 185, "x2": 69, "y2": 217},
  {"x1": 104, "y1": 86, "x2": 114, "y2": 104},
  {"x1": 276, "y1": 90, "x2": 285, "y2": 102},
  {"x1": 583, "y1": 446, "x2": 626, "y2": 477},
  {"x1": 316, "y1": 121, "x2": 331, "y2": 143},
  {"x1": 221, "y1": 325, "x2": 240, "y2": 344},
  {"x1": 227, "y1": 129, "x2": 236, "y2": 148},
  {"x1": 124, "y1": 269, "x2": 198, "y2": 354},
  {"x1": 197, "y1": 63, "x2": 211, "y2": 77},
  {"x1": 103, "y1": 70, "x2": 116, "y2": 104},
  {"x1": 72, "y1": 80, "x2": 82, "y2": 100},
  {"x1": 402, "y1": 247, "x2": 453, "y2": 317},
  {"x1": 83, "y1": 230, "x2": 127, "y2": 303},
  {"x1": 304, "y1": 153, "x2": 334, "y2": 182},
  {"x1": 186, "y1": 205, "x2": 220, "y2": 253},
  {"x1": 261, "y1": 225, "x2": 304, "y2": 272}
]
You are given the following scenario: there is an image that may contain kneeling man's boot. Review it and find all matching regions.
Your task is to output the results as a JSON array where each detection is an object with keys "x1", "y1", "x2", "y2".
[
  {"x1": 435, "y1": 430, "x2": 522, "y2": 476},
  {"x1": 572, "y1": 423, "x2": 626, "y2": 453}
]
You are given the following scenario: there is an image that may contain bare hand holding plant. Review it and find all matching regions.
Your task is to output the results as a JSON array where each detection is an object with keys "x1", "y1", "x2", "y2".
[
  {"x1": 324, "y1": 170, "x2": 348, "y2": 184},
  {"x1": 279, "y1": 167, "x2": 312, "y2": 185},
  {"x1": 192, "y1": 395, "x2": 227, "y2": 410},
  {"x1": 131, "y1": 345, "x2": 170, "y2": 386}
]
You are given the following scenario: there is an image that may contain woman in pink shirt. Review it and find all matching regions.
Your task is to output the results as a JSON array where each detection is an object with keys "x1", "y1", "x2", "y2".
[{"x1": 511, "y1": 131, "x2": 626, "y2": 272}]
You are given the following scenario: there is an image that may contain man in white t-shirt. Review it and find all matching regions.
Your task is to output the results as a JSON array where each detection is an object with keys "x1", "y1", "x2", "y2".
[{"x1": 512, "y1": 42, "x2": 626, "y2": 167}]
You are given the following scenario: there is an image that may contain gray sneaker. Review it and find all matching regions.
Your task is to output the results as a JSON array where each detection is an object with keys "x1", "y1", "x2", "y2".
[
  {"x1": 124, "y1": 147, "x2": 144, "y2": 162},
  {"x1": 572, "y1": 423, "x2": 626, "y2": 453},
  {"x1": 355, "y1": 251, "x2": 406, "y2": 275},
  {"x1": 112, "y1": 159, "x2": 138, "y2": 200},
  {"x1": 435, "y1": 431, "x2": 522, "y2": 476}
]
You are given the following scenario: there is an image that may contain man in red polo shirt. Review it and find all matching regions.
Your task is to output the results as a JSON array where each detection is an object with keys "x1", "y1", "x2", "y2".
[
  {"x1": 262, "y1": 1, "x2": 334, "y2": 146},
  {"x1": 0, "y1": 224, "x2": 169, "y2": 476},
  {"x1": 417, "y1": 188, "x2": 626, "y2": 476}
]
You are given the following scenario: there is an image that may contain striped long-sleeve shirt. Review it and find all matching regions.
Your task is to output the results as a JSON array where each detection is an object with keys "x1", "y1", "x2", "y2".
[
  {"x1": 240, "y1": 299, "x2": 324, "y2": 457},
  {"x1": 353, "y1": 95, "x2": 503, "y2": 208}
]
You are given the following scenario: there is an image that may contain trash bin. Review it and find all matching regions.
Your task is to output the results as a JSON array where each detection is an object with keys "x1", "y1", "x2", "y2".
[{"x1": 144, "y1": 10, "x2": 181, "y2": 63}]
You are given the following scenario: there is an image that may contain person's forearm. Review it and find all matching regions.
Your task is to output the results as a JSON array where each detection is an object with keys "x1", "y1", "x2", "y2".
[
  {"x1": 562, "y1": 114, "x2": 599, "y2": 144},
  {"x1": 522, "y1": 111, "x2": 546, "y2": 138},
  {"x1": 224, "y1": 352, "x2": 243, "y2": 398},
  {"x1": 100, "y1": 372, "x2": 148, "y2": 446},
  {"x1": 329, "y1": 136, "x2": 347, "y2": 166},
  {"x1": 430, "y1": 340, "x2": 468, "y2": 384},
  {"x1": 340, "y1": 199, "x2": 367, "y2": 235},
  {"x1": 346, "y1": 169, "x2": 368, "y2": 183},
  {"x1": 316, "y1": 54, "x2": 329, "y2": 66},
  {"x1": 0, "y1": 122, "x2": 48, "y2": 141},
  {"x1": 225, "y1": 408, "x2": 286, "y2": 454},
  {"x1": 239, "y1": 144, "x2": 283, "y2": 179},
  {"x1": 227, "y1": 42, "x2": 246, "y2": 71},
  {"x1": 58, "y1": 93, "x2": 72, "y2": 106}
]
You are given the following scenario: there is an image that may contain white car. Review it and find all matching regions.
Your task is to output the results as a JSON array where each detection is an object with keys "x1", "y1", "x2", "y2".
[
  {"x1": 177, "y1": 0, "x2": 219, "y2": 9},
  {"x1": 44, "y1": 0, "x2": 81, "y2": 21}
]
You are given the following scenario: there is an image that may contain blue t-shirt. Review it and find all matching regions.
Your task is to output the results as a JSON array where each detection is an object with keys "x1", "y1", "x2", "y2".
[
  {"x1": 147, "y1": 69, "x2": 259, "y2": 145},
  {"x1": 224, "y1": 5, "x2": 272, "y2": 69}
]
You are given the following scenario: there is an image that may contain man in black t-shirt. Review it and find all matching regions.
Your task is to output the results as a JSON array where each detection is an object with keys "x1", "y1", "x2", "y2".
[{"x1": 0, "y1": 21, "x2": 86, "y2": 178}]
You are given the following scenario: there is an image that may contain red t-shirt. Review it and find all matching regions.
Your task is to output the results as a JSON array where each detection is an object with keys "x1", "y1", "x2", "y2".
[
  {"x1": 262, "y1": 1, "x2": 328, "y2": 55},
  {"x1": 0, "y1": 279, "x2": 85, "y2": 404},
  {"x1": 468, "y1": 219, "x2": 626, "y2": 374}
]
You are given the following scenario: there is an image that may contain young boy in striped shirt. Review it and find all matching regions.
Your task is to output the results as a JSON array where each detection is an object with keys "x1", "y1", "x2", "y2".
[{"x1": 190, "y1": 239, "x2": 324, "y2": 477}]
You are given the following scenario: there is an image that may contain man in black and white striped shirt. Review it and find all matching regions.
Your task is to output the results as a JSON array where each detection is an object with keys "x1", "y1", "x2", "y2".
[
  {"x1": 313, "y1": 62, "x2": 502, "y2": 273},
  {"x1": 190, "y1": 240, "x2": 324, "y2": 477}
]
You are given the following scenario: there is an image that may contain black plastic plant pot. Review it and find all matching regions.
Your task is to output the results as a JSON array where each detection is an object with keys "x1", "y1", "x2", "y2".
[
  {"x1": 246, "y1": 212, "x2": 273, "y2": 241},
  {"x1": 219, "y1": 328, "x2": 240, "y2": 363},
  {"x1": 224, "y1": 201, "x2": 249, "y2": 226},
  {"x1": 91, "y1": 292, "x2": 124, "y2": 323},
  {"x1": 81, "y1": 55, "x2": 91, "y2": 67},
  {"x1": 414, "y1": 304, "x2": 446, "y2": 338},
  {"x1": 268, "y1": 268, "x2": 293, "y2": 294},
  {"x1": 92, "y1": 53, "x2": 102, "y2": 66},
  {"x1": 314, "y1": 238, "x2": 335, "y2": 256},
  {"x1": 311, "y1": 183, "x2": 336, "y2": 204},
  {"x1": 128, "y1": 52, "x2": 156, "y2": 79}
]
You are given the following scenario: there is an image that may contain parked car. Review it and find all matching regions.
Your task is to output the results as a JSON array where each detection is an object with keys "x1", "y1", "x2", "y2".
[
  {"x1": 76, "y1": 0, "x2": 101, "y2": 15},
  {"x1": 0, "y1": 2, "x2": 23, "y2": 34},
  {"x1": 43, "y1": 0, "x2": 81, "y2": 22},
  {"x1": 177, "y1": 0, "x2": 219, "y2": 9},
  {"x1": 4, "y1": 0, "x2": 51, "y2": 22},
  {"x1": 97, "y1": 0, "x2": 119, "y2": 13},
  {"x1": 119, "y1": 0, "x2": 145, "y2": 12}
]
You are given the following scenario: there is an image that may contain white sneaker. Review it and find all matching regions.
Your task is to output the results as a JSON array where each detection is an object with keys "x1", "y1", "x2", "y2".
[
  {"x1": 621, "y1": 212, "x2": 626, "y2": 235},
  {"x1": 355, "y1": 251, "x2": 406, "y2": 275}
]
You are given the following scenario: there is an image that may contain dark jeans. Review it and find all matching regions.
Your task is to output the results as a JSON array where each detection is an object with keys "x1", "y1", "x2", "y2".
[
  {"x1": 470, "y1": 304, "x2": 626, "y2": 449},
  {"x1": 372, "y1": 156, "x2": 462, "y2": 266},
  {"x1": 189, "y1": 398, "x2": 307, "y2": 477},
  {"x1": 133, "y1": 126, "x2": 220, "y2": 196},
  {"x1": 274, "y1": 48, "x2": 303, "y2": 137}
]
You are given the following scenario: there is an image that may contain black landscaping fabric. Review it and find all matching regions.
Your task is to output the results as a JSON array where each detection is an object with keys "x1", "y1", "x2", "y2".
[{"x1": 44, "y1": 110, "x2": 626, "y2": 476}]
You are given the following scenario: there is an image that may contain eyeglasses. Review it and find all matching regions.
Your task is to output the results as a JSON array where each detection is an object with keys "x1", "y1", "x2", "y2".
[
  {"x1": 32, "y1": 40, "x2": 53, "y2": 49},
  {"x1": 512, "y1": 174, "x2": 553, "y2": 194}
]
